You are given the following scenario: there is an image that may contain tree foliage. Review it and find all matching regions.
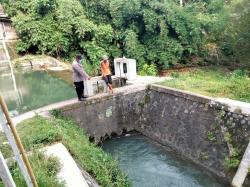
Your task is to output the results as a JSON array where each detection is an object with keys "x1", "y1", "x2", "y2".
[
  {"x1": 2, "y1": 0, "x2": 249, "y2": 74},
  {"x1": 221, "y1": 0, "x2": 250, "y2": 63}
]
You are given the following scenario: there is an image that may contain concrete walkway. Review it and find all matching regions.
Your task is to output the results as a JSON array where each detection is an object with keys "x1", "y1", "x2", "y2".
[
  {"x1": 12, "y1": 98, "x2": 77, "y2": 125},
  {"x1": 232, "y1": 142, "x2": 250, "y2": 187},
  {"x1": 127, "y1": 75, "x2": 172, "y2": 85},
  {"x1": 44, "y1": 143, "x2": 89, "y2": 187}
]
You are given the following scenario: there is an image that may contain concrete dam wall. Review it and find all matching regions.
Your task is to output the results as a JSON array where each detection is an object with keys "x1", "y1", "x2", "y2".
[
  {"x1": 59, "y1": 85, "x2": 146, "y2": 141},
  {"x1": 58, "y1": 84, "x2": 250, "y2": 183}
]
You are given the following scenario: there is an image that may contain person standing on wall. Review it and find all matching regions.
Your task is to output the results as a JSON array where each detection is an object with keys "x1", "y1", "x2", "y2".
[
  {"x1": 100, "y1": 55, "x2": 113, "y2": 94},
  {"x1": 72, "y1": 54, "x2": 90, "y2": 101}
]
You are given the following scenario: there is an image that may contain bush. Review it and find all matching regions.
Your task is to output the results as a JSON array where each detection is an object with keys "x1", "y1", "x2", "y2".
[
  {"x1": 0, "y1": 132, "x2": 12, "y2": 158},
  {"x1": 230, "y1": 69, "x2": 248, "y2": 78},
  {"x1": 224, "y1": 149, "x2": 240, "y2": 170},
  {"x1": 170, "y1": 72, "x2": 180, "y2": 78},
  {"x1": 139, "y1": 64, "x2": 157, "y2": 76}
]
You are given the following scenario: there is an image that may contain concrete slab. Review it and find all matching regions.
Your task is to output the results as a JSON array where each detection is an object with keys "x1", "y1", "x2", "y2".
[
  {"x1": 12, "y1": 98, "x2": 77, "y2": 125},
  {"x1": 214, "y1": 97, "x2": 250, "y2": 115},
  {"x1": 44, "y1": 143, "x2": 89, "y2": 187},
  {"x1": 127, "y1": 75, "x2": 172, "y2": 85},
  {"x1": 232, "y1": 142, "x2": 250, "y2": 187},
  {"x1": 11, "y1": 84, "x2": 147, "y2": 126}
]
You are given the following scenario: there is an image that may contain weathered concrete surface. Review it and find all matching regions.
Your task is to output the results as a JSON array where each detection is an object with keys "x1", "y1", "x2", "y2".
[
  {"x1": 60, "y1": 84, "x2": 146, "y2": 141},
  {"x1": 12, "y1": 98, "x2": 77, "y2": 125},
  {"x1": 232, "y1": 142, "x2": 250, "y2": 187},
  {"x1": 214, "y1": 97, "x2": 250, "y2": 115},
  {"x1": 58, "y1": 84, "x2": 250, "y2": 184},
  {"x1": 137, "y1": 85, "x2": 229, "y2": 179},
  {"x1": 44, "y1": 143, "x2": 89, "y2": 187},
  {"x1": 11, "y1": 84, "x2": 146, "y2": 126},
  {"x1": 78, "y1": 166, "x2": 100, "y2": 187},
  {"x1": 13, "y1": 55, "x2": 71, "y2": 71},
  {"x1": 0, "y1": 22, "x2": 18, "y2": 40},
  {"x1": 140, "y1": 85, "x2": 250, "y2": 185}
]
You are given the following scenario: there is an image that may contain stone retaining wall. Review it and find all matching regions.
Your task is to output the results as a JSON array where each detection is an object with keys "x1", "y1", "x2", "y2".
[
  {"x1": 58, "y1": 84, "x2": 250, "y2": 183},
  {"x1": 138, "y1": 85, "x2": 249, "y2": 181},
  {"x1": 59, "y1": 85, "x2": 146, "y2": 142},
  {"x1": 137, "y1": 85, "x2": 228, "y2": 179}
]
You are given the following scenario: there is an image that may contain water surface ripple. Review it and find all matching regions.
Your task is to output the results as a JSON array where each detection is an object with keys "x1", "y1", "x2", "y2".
[{"x1": 102, "y1": 134, "x2": 226, "y2": 187}]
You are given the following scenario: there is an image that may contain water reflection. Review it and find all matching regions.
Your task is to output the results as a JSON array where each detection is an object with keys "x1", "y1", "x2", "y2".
[{"x1": 0, "y1": 70, "x2": 75, "y2": 116}]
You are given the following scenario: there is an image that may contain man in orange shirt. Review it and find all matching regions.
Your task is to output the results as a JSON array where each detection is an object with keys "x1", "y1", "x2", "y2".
[{"x1": 100, "y1": 55, "x2": 113, "y2": 94}]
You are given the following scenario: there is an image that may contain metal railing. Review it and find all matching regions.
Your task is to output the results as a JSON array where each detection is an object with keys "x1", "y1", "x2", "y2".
[{"x1": 0, "y1": 96, "x2": 38, "y2": 187}]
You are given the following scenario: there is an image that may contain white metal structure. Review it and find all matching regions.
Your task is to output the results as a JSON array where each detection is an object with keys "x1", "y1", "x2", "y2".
[
  {"x1": 0, "y1": 151, "x2": 16, "y2": 187},
  {"x1": 1, "y1": 117, "x2": 33, "y2": 187},
  {"x1": 114, "y1": 57, "x2": 137, "y2": 81}
]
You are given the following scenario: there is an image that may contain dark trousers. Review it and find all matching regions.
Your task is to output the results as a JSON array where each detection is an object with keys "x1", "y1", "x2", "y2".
[{"x1": 74, "y1": 81, "x2": 84, "y2": 99}]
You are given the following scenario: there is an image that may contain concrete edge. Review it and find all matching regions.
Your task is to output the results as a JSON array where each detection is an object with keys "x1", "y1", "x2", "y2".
[
  {"x1": 150, "y1": 84, "x2": 250, "y2": 116},
  {"x1": 59, "y1": 84, "x2": 147, "y2": 112},
  {"x1": 12, "y1": 83, "x2": 250, "y2": 126},
  {"x1": 232, "y1": 142, "x2": 250, "y2": 187},
  {"x1": 150, "y1": 84, "x2": 214, "y2": 103},
  {"x1": 12, "y1": 84, "x2": 147, "y2": 125},
  {"x1": 43, "y1": 143, "x2": 89, "y2": 187}
]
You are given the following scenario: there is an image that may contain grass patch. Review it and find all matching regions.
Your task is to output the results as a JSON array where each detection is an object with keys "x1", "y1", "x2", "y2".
[
  {"x1": 0, "y1": 132, "x2": 12, "y2": 158},
  {"x1": 0, "y1": 151, "x2": 63, "y2": 187},
  {"x1": 16, "y1": 117, "x2": 62, "y2": 149},
  {"x1": 0, "y1": 122, "x2": 63, "y2": 187},
  {"x1": 0, "y1": 115, "x2": 130, "y2": 187},
  {"x1": 161, "y1": 68, "x2": 250, "y2": 102},
  {"x1": 224, "y1": 149, "x2": 241, "y2": 170}
]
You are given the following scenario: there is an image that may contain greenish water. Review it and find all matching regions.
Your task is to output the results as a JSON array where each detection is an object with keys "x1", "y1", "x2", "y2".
[
  {"x1": 0, "y1": 70, "x2": 75, "y2": 116},
  {"x1": 102, "y1": 134, "x2": 226, "y2": 187}
]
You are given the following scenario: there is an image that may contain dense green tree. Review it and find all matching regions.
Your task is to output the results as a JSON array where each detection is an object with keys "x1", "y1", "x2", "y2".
[
  {"x1": 222, "y1": 0, "x2": 250, "y2": 64},
  {"x1": 3, "y1": 0, "x2": 247, "y2": 74}
]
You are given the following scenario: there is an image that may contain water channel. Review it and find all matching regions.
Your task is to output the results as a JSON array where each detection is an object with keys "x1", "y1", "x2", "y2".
[
  {"x1": 0, "y1": 70, "x2": 75, "y2": 117},
  {"x1": 0, "y1": 69, "x2": 227, "y2": 187},
  {"x1": 102, "y1": 134, "x2": 226, "y2": 187}
]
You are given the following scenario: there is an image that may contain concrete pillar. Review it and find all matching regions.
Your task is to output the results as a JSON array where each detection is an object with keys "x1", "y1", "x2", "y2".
[
  {"x1": 232, "y1": 142, "x2": 250, "y2": 187},
  {"x1": 84, "y1": 78, "x2": 108, "y2": 97},
  {"x1": 84, "y1": 80, "x2": 94, "y2": 97}
]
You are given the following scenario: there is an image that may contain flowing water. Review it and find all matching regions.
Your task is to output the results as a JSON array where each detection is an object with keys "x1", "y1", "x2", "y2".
[
  {"x1": 0, "y1": 70, "x2": 75, "y2": 116},
  {"x1": 102, "y1": 134, "x2": 226, "y2": 187}
]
